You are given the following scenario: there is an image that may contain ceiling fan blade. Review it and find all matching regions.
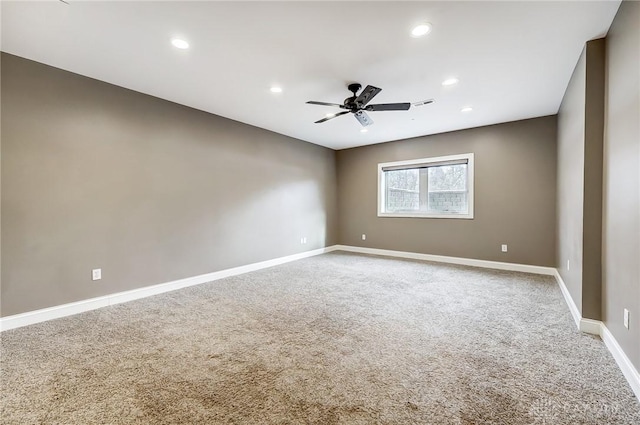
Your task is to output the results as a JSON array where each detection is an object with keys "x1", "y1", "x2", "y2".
[
  {"x1": 306, "y1": 101, "x2": 345, "y2": 108},
  {"x1": 354, "y1": 85, "x2": 382, "y2": 108},
  {"x1": 354, "y1": 111, "x2": 374, "y2": 127},
  {"x1": 365, "y1": 103, "x2": 411, "y2": 111},
  {"x1": 314, "y1": 110, "x2": 350, "y2": 124}
]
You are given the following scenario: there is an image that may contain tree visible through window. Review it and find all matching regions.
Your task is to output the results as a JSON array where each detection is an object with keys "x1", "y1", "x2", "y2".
[
  {"x1": 385, "y1": 169, "x2": 419, "y2": 211},
  {"x1": 428, "y1": 164, "x2": 467, "y2": 191},
  {"x1": 427, "y1": 164, "x2": 468, "y2": 214},
  {"x1": 379, "y1": 154, "x2": 474, "y2": 218}
]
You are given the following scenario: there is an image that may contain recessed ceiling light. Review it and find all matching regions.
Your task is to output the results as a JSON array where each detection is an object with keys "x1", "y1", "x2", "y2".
[
  {"x1": 270, "y1": 86, "x2": 283, "y2": 93},
  {"x1": 360, "y1": 128, "x2": 368, "y2": 133},
  {"x1": 461, "y1": 106, "x2": 473, "y2": 112},
  {"x1": 411, "y1": 23, "x2": 432, "y2": 37},
  {"x1": 442, "y1": 78, "x2": 459, "y2": 86},
  {"x1": 171, "y1": 38, "x2": 189, "y2": 49}
]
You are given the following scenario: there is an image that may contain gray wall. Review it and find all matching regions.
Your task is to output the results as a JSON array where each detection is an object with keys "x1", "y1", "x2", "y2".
[
  {"x1": 556, "y1": 39, "x2": 605, "y2": 320},
  {"x1": 1, "y1": 53, "x2": 337, "y2": 317},
  {"x1": 336, "y1": 116, "x2": 557, "y2": 267},
  {"x1": 602, "y1": 0, "x2": 640, "y2": 371},
  {"x1": 582, "y1": 39, "x2": 605, "y2": 320},
  {"x1": 557, "y1": 48, "x2": 586, "y2": 311}
]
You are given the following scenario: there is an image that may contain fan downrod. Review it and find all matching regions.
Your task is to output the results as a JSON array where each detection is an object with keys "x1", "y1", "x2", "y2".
[{"x1": 344, "y1": 83, "x2": 362, "y2": 109}]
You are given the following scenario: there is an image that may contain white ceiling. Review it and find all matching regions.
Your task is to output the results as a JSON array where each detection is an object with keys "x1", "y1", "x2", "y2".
[{"x1": 1, "y1": 0, "x2": 621, "y2": 150}]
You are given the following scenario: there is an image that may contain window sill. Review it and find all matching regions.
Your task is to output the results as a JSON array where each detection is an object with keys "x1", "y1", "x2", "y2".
[{"x1": 377, "y1": 212, "x2": 474, "y2": 219}]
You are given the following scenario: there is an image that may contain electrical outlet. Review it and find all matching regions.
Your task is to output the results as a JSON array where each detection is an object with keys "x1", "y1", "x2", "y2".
[
  {"x1": 567, "y1": 259, "x2": 570, "y2": 271},
  {"x1": 362, "y1": 234, "x2": 366, "y2": 241},
  {"x1": 501, "y1": 244, "x2": 507, "y2": 252},
  {"x1": 624, "y1": 309, "x2": 629, "y2": 329},
  {"x1": 300, "y1": 237, "x2": 307, "y2": 244},
  {"x1": 92, "y1": 268, "x2": 102, "y2": 281}
]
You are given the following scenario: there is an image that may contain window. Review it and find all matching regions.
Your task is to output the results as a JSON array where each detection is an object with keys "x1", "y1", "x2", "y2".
[{"x1": 378, "y1": 153, "x2": 474, "y2": 219}]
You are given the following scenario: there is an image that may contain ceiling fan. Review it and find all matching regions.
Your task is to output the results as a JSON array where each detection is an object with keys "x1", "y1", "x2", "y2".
[{"x1": 306, "y1": 83, "x2": 431, "y2": 127}]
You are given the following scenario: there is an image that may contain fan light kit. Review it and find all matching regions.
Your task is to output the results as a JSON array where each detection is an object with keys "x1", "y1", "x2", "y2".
[
  {"x1": 411, "y1": 23, "x2": 432, "y2": 37},
  {"x1": 171, "y1": 38, "x2": 189, "y2": 49},
  {"x1": 442, "y1": 78, "x2": 459, "y2": 86},
  {"x1": 306, "y1": 83, "x2": 427, "y2": 128},
  {"x1": 360, "y1": 128, "x2": 368, "y2": 133}
]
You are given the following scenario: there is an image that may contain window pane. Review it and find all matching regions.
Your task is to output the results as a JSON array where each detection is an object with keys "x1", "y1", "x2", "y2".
[
  {"x1": 385, "y1": 169, "x2": 419, "y2": 211},
  {"x1": 427, "y1": 164, "x2": 468, "y2": 213},
  {"x1": 428, "y1": 164, "x2": 467, "y2": 191}
]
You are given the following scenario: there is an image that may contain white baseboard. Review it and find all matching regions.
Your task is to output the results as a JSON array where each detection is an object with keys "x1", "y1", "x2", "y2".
[
  {"x1": 553, "y1": 269, "x2": 582, "y2": 329},
  {"x1": 551, "y1": 269, "x2": 640, "y2": 400},
  {"x1": 0, "y1": 246, "x2": 338, "y2": 332},
  {"x1": 334, "y1": 245, "x2": 556, "y2": 276},
  {"x1": 579, "y1": 318, "x2": 603, "y2": 335},
  {"x1": 3, "y1": 243, "x2": 638, "y2": 401},
  {"x1": 0, "y1": 245, "x2": 553, "y2": 332},
  {"x1": 601, "y1": 323, "x2": 640, "y2": 400}
]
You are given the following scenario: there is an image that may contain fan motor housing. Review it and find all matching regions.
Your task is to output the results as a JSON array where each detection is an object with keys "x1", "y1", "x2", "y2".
[{"x1": 344, "y1": 96, "x2": 357, "y2": 109}]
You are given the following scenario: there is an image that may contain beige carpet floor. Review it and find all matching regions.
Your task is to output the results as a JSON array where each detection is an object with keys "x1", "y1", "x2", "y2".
[{"x1": 1, "y1": 252, "x2": 639, "y2": 424}]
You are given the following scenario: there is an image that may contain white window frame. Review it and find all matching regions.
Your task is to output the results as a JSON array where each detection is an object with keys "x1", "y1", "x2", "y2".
[{"x1": 377, "y1": 153, "x2": 474, "y2": 219}]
